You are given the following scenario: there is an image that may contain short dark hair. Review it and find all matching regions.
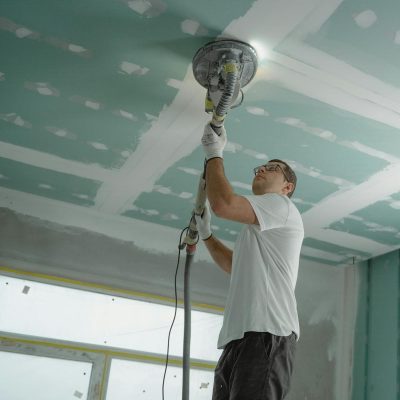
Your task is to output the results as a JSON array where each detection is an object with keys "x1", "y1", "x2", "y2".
[{"x1": 269, "y1": 159, "x2": 297, "y2": 198}]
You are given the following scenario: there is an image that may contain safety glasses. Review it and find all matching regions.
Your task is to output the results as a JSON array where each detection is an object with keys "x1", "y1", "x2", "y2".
[{"x1": 253, "y1": 164, "x2": 291, "y2": 183}]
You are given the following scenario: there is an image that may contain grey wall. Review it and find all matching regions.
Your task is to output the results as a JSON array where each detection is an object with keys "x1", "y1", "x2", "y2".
[{"x1": 0, "y1": 207, "x2": 358, "y2": 399}]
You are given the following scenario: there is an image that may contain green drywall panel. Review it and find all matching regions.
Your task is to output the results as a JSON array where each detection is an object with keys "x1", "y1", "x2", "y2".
[
  {"x1": 366, "y1": 250, "x2": 399, "y2": 399},
  {"x1": 0, "y1": 157, "x2": 100, "y2": 206},
  {"x1": 295, "y1": 0, "x2": 400, "y2": 88},
  {"x1": 330, "y1": 215, "x2": 400, "y2": 247},
  {"x1": 351, "y1": 260, "x2": 369, "y2": 400},
  {"x1": 242, "y1": 82, "x2": 399, "y2": 168},
  {"x1": 299, "y1": 254, "x2": 339, "y2": 266},
  {"x1": 354, "y1": 201, "x2": 400, "y2": 232},
  {"x1": 303, "y1": 238, "x2": 372, "y2": 260}
]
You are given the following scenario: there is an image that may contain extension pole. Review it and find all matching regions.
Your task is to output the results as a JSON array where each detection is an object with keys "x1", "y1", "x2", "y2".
[
  {"x1": 182, "y1": 244, "x2": 196, "y2": 400},
  {"x1": 181, "y1": 173, "x2": 206, "y2": 400}
]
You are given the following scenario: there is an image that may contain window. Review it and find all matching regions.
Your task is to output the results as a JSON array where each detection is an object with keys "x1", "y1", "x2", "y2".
[
  {"x1": 0, "y1": 275, "x2": 223, "y2": 361},
  {"x1": 0, "y1": 350, "x2": 92, "y2": 400}
]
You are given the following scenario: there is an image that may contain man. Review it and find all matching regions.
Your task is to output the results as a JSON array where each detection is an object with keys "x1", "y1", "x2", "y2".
[{"x1": 195, "y1": 123, "x2": 304, "y2": 400}]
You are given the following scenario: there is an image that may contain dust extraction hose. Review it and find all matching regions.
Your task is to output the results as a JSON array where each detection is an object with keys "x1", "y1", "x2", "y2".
[
  {"x1": 181, "y1": 61, "x2": 239, "y2": 400},
  {"x1": 211, "y1": 61, "x2": 239, "y2": 129}
]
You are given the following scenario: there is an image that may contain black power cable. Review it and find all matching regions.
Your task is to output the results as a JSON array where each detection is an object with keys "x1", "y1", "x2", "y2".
[{"x1": 162, "y1": 226, "x2": 189, "y2": 400}]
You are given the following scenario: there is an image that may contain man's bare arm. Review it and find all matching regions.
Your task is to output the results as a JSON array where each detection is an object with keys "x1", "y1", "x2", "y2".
[
  {"x1": 206, "y1": 158, "x2": 258, "y2": 225},
  {"x1": 203, "y1": 235, "x2": 233, "y2": 274}
]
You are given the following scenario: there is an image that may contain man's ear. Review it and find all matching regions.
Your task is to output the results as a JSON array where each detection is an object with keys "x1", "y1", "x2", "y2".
[{"x1": 283, "y1": 182, "x2": 294, "y2": 196}]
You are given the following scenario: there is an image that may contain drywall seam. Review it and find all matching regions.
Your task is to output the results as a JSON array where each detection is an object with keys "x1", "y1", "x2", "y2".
[
  {"x1": 288, "y1": 0, "x2": 345, "y2": 38},
  {"x1": 262, "y1": 53, "x2": 400, "y2": 130},
  {"x1": 94, "y1": 0, "x2": 325, "y2": 214},
  {"x1": 0, "y1": 141, "x2": 115, "y2": 182},
  {"x1": 0, "y1": 187, "x2": 220, "y2": 261},
  {"x1": 222, "y1": 0, "x2": 323, "y2": 45},
  {"x1": 302, "y1": 163, "x2": 400, "y2": 231},
  {"x1": 0, "y1": 185, "x2": 391, "y2": 260},
  {"x1": 301, "y1": 245, "x2": 346, "y2": 262},
  {"x1": 308, "y1": 228, "x2": 396, "y2": 259},
  {"x1": 93, "y1": 66, "x2": 209, "y2": 213},
  {"x1": 278, "y1": 40, "x2": 400, "y2": 106}
]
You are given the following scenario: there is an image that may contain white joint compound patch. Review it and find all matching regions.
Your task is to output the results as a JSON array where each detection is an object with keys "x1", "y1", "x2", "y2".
[
  {"x1": 166, "y1": 78, "x2": 183, "y2": 89},
  {"x1": 231, "y1": 181, "x2": 252, "y2": 191},
  {"x1": 45, "y1": 126, "x2": 77, "y2": 140},
  {"x1": 15, "y1": 27, "x2": 34, "y2": 38},
  {"x1": 246, "y1": 106, "x2": 269, "y2": 116},
  {"x1": 128, "y1": 0, "x2": 151, "y2": 14},
  {"x1": 38, "y1": 184, "x2": 53, "y2": 190},
  {"x1": 115, "y1": 110, "x2": 138, "y2": 121},
  {"x1": 181, "y1": 20, "x2": 199, "y2": 35},
  {"x1": 70, "y1": 95, "x2": 104, "y2": 110},
  {"x1": 162, "y1": 213, "x2": 179, "y2": 221},
  {"x1": 54, "y1": 129, "x2": 67, "y2": 137},
  {"x1": 389, "y1": 201, "x2": 400, "y2": 210},
  {"x1": 0, "y1": 113, "x2": 32, "y2": 129},
  {"x1": 126, "y1": 0, "x2": 166, "y2": 18},
  {"x1": 0, "y1": 72, "x2": 4, "y2": 81},
  {"x1": 131, "y1": 205, "x2": 159, "y2": 216},
  {"x1": 394, "y1": 31, "x2": 400, "y2": 45},
  {"x1": 89, "y1": 142, "x2": 108, "y2": 151},
  {"x1": 85, "y1": 100, "x2": 101, "y2": 110},
  {"x1": 25, "y1": 82, "x2": 60, "y2": 96},
  {"x1": 181, "y1": 20, "x2": 208, "y2": 36},
  {"x1": 276, "y1": 117, "x2": 337, "y2": 142},
  {"x1": 178, "y1": 192, "x2": 192, "y2": 199},
  {"x1": 225, "y1": 141, "x2": 268, "y2": 160},
  {"x1": 347, "y1": 214, "x2": 399, "y2": 234},
  {"x1": 340, "y1": 141, "x2": 400, "y2": 163},
  {"x1": 145, "y1": 113, "x2": 158, "y2": 121},
  {"x1": 353, "y1": 10, "x2": 377, "y2": 29},
  {"x1": 73, "y1": 194, "x2": 90, "y2": 200},
  {"x1": 120, "y1": 61, "x2": 149, "y2": 76},
  {"x1": 177, "y1": 167, "x2": 202, "y2": 176},
  {"x1": 243, "y1": 149, "x2": 268, "y2": 159},
  {"x1": 289, "y1": 160, "x2": 354, "y2": 188},
  {"x1": 68, "y1": 44, "x2": 87, "y2": 53},
  {"x1": 0, "y1": 17, "x2": 91, "y2": 57},
  {"x1": 153, "y1": 185, "x2": 193, "y2": 199}
]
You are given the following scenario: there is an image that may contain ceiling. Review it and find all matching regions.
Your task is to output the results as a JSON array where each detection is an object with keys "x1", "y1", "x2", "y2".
[{"x1": 1, "y1": 0, "x2": 400, "y2": 268}]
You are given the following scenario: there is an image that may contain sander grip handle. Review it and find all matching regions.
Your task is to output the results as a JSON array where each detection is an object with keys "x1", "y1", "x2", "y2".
[{"x1": 194, "y1": 174, "x2": 207, "y2": 216}]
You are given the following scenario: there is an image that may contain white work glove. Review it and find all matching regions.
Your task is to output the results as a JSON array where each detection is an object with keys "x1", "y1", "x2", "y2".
[
  {"x1": 201, "y1": 123, "x2": 227, "y2": 160},
  {"x1": 194, "y1": 203, "x2": 212, "y2": 240}
]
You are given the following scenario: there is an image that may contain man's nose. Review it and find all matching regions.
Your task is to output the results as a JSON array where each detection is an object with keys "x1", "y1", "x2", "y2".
[{"x1": 258, "y1": 165, "x2": 267, "y2": 173}]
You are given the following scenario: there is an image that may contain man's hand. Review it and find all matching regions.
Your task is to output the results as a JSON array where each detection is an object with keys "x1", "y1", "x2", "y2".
[
  {"x1": 201, "y1": 123, "x2": 227, "y2": 160},
  {"x1": 194, "y1": 203, "x2": 212, "y2": 240}
]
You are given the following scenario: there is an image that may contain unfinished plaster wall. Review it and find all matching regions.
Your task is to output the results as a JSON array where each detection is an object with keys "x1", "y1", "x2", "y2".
[{"x1": 0, "y1": 207, "x2": 356, "y2": 399}]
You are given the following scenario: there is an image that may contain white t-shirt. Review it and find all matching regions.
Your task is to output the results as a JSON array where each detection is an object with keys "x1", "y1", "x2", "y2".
[{"x1": 217, "y1": 193, "x2": 304, "y2": 349}]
